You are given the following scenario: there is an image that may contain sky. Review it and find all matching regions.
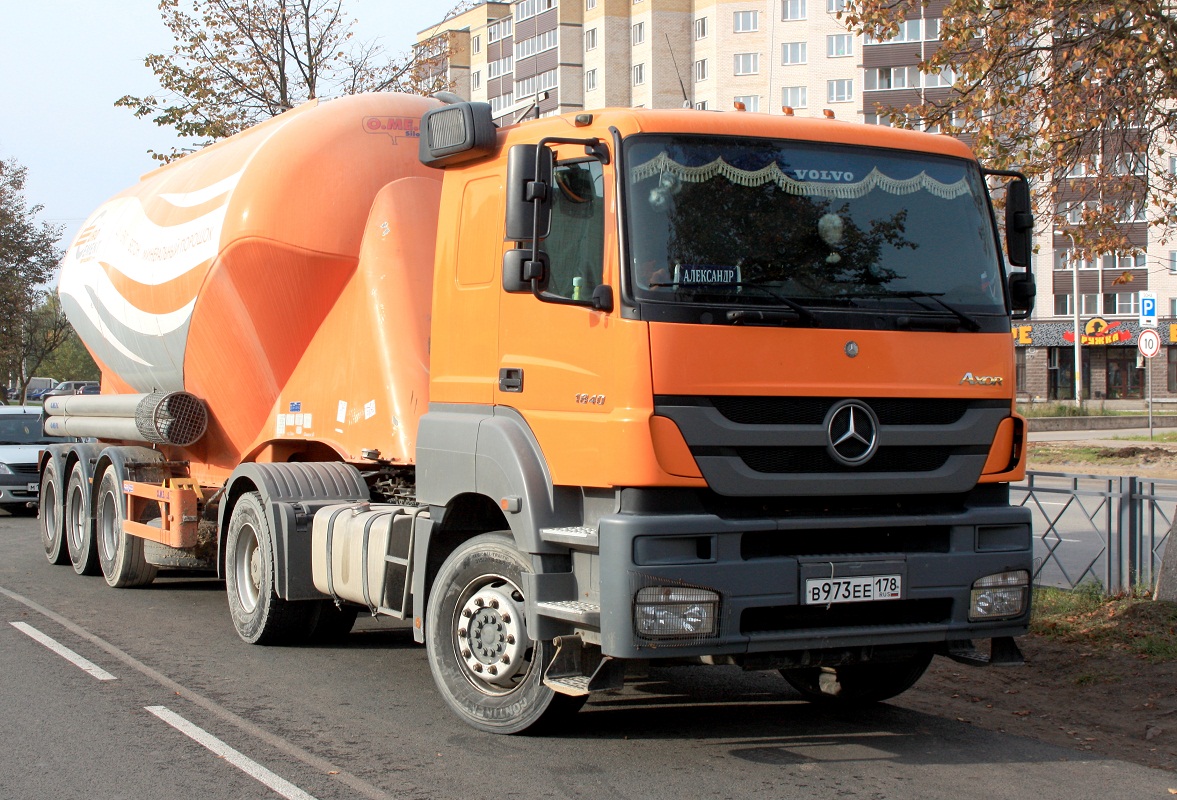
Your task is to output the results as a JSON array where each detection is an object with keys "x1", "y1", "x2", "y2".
[{"x1": 0, "y1": 0, "x2": 455, "y2": 247}]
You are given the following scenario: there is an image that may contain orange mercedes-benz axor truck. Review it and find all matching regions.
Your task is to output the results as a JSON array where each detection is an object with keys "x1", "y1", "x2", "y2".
[{"x1": 38, "y1": 91, "x2": 1037, "y2": 733}]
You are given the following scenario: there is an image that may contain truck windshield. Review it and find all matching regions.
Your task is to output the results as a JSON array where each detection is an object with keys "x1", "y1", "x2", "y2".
[{"x1": 624, "y1": 135, "x2": 1005, "y2": 321}]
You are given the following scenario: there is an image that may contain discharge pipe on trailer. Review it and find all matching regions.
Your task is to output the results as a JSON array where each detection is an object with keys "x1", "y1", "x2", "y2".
[{"x1": 43, "y1": 392, "x2": 208, "y2": 447}]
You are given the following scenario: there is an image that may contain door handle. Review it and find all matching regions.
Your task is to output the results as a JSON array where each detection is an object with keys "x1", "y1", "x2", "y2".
[{"x1": 499, "y1": 368, "x2": 524, "y2": 393}]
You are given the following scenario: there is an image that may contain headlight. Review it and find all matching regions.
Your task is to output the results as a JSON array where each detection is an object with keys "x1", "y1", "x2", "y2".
[
  {"x1": 634, "y1": 586, "x2": 719, "y2": 638},
  {"x1": 969, "y1": 570, "x2": 1029, "y2": 621},
  {"x1": 0, "y1": 464, "x2": 13, "y2": 475}
]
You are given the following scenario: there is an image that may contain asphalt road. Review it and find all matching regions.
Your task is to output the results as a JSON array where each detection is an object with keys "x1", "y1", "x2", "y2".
[{"x1": 0, "y1": 510, "x2": 1171, "y2": 800}]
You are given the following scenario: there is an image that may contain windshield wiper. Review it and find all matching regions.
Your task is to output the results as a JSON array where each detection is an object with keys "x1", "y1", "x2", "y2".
[
  {"x1": 837, "y1": 290, "x2": 982, "y2": 332},
  {"x1": 647, "y1": 280, "x2": 819, "y2": 327}
]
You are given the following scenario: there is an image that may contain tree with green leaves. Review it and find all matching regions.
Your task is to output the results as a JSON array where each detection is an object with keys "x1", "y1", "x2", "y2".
[
  {"x1": 117, "y1": 0, "x2": 471, "y2": 161},
  {"x1": 0, "y1": 157, "x2": 65, "y2": 404},
  {"x1": 841, "y1": 0, "x2": 1177, "y2": 255}
]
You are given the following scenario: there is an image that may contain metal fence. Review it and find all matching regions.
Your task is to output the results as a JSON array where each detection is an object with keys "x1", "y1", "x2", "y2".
[{"x1": 1012, "y1": 471, "x2": 1176, "y2": 593}]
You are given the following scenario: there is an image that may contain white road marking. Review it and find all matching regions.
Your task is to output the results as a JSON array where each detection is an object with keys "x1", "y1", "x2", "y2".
[
  {"x1": 146, "y1": 706, "x2": 319, "y2": 800},
  {"x1": 0, "y1": 584, "x2": 395, "y2": 800},
  {"x1": 10, "y1": 621, "x2": 116, "y2": 681}
]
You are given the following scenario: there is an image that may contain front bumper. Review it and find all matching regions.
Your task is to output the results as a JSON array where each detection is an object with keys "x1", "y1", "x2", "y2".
[
  {"x1": 594, "y1": 504, "x2": 1032, "y2": 660},
  {"x1": 0, "y1": 473, "x2": 39, "y2": 507}
]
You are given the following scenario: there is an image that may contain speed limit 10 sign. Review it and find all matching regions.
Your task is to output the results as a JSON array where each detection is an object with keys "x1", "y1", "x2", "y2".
[{"x1": 1138, "y1": 328, "x2": 1162, "y2": 358}]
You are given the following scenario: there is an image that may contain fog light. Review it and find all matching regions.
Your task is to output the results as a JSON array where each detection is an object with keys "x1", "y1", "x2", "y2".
[
  {"x1": 969, "y1": 570, "x2": 1029, "y2": 621},
  {"x1": 634, "y1": 586, "x2": 719, "y2": 637}
]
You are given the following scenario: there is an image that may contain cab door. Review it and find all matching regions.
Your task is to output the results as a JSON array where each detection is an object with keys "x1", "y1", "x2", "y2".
[{"x1": 494, "y1": 154, "x2": 648, "y2": 489}]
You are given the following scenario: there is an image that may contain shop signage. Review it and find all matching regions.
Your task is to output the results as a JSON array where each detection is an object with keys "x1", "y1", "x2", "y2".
[{"x1": 1061, "y1": 318, "x2": 1132, "y2": 346}]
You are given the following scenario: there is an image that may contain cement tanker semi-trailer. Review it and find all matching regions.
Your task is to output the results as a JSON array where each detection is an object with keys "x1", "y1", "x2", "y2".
[{"x1": 39, "y1": 91, "x2": 1037, "y2": 734}]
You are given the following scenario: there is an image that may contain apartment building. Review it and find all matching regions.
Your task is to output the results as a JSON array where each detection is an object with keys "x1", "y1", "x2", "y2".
[{"x1": 418, "y1": 1, "x2": 1177, "y2": 403}]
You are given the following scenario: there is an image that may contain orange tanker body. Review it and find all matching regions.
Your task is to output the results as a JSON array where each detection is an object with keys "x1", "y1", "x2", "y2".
[{"x1": 39, "y1": 93, "x2": 1038, "y2": 735}]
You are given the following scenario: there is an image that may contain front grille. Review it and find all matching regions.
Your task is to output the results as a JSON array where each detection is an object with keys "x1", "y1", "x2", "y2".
[
  {"x1": 741, "y1": 599, "x2": 953, "y2": 633},
  {"x1": 8, "y1": 464, "x2": 38, "y2": 476},
  {"x1": 736, "y1": 446, "x2": 964, "y2": 474},
  {"x1": 706, "y1": 396, "x2": 1005, "y2": 426},
  {"x1": 742, "y1": 526, "x2": 952, "y2": 558}
]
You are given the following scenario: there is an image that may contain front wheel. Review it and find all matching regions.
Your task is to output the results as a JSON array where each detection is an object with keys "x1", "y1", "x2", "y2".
[
  {"x1": 780, "y1": 651, "x2": 934, "y2": 706},
  {"x1": 425, "y1": 532, "x2": 585, "y2": 734}
]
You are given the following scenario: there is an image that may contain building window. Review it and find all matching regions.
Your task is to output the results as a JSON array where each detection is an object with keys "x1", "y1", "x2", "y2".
[
  {"x1": 1080, "y1": 294, "x2": 1100, "y2": 315},
  {"x1": 516, "y1": 29, "x2": 558, "y2": 60},
  {"x1": 865, "y1": 17, "x2": 926, "y2": 44},
  {"x1": 782, "y1": 41, "x2": 807, "y2": 64},
  {"x1": 827, "y1": 0, "x2": 846, "y2": 10},
  {"x1": 586, "y1": 0, "x2": 596, "y2": 8},
  {"x1": 585, "y1": 68, "x2": 597, "y2": 91},
  {"x1": 695, "y1": 100, "x2": 709, "y2": 110},
  {"x1": 924, "y1": 67, "x2": 956, "y2": 87},
  {"x1": 488, "y1": 56, "x2": 514, "y2": 79},
  {"x1": 634, "y1": 63, "x2": 645, "y2": 85},
  {"x1": 585, "y1": 27, "x2": 597, "y2": 50},
  {"x1": 1170, "y1": 251, "x2": 1177, "y2": 273},
  {"x1": 695, "y1": 17, "x2": 708, "y2": 39},
  {"x1": 734, "y1": 52, "x2": 760, "y2": 75},
  {"x1": 783, "y1": 85, "x2": 807, "y2": 108},
  {"x1": 633, "y1": 22, "x2": 645, "y2": 45},
  {"x1": 782, "y1": 0, "x2": 806, "y2": 20},
  {"x1": 472, "y1": 35, "x2": 481, "y2": 54},
  {"x1": 487, "y1": 18, "x2": 512, "y2": 42},
  {"x1": 1171, "y1": 155, "x2": 1177, "y2": 175},
  {"x1": 515, "y1": 0, "x2": 556, "y2": 22},
  {"x1": 864, "y1": 66, "x2": 921, "y2": 90},
  {"x1": 1054, "y1": 294, "x2": 1072, "y2": 316},
  {"x1": 734, "y1": 10, "x2": 758, "y2": 32},
  {"x1": 827, "y1": 78, "x2": 853, "y2": 102},
  {"x1": 472, "y1": 71, "x2": 481, "y2": 90},
  {"x1": 1104, "y1": 292, "x2": 1140, "y2": 315},
  {"x1": 516, "y1": 68, "x2": 558, "y2": 98},
  {"x1": 734, "y1": 95, "x2": 760, "y2": 112},
  {"x1": 1170, "y1": 298, "x2": 1177, "y2": 317},
  {"x1": 490, "y1": 92, "x2": 514, "y2": 114},
  {"x1": 1168, "y1": 348, "x2": 1177, "y2": 393},
  {"x1": 827, "y1": 34, "x2": 852, "y2": 57},
  {"x1": 1015, "y1": 348, "x2": 1026, "y2": 393},
  {"x1": 694, "y1": 59, "x2": 708, "y2": 81}
]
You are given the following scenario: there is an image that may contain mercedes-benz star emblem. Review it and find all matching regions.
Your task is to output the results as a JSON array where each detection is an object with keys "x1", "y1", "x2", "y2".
[{"x1": 825, "y1": 400, "x2": 879, "y2": 467}]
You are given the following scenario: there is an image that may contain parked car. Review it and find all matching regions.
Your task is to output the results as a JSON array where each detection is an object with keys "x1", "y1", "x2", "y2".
[
  {"x1": 75, "y1": 383, "x2": 101, "y2": 395},
  {"x1": 41, "y1": 380, "x2": 99, "y2": 400},
  {"x1": 0, "y1": 406, "x2": 78, "y2": 515}
]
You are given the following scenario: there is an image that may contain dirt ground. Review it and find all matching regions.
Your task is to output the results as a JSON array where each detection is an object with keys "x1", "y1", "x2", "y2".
[{"x1": 896, "y1": 440, "x2": 1177, "y2": 773}]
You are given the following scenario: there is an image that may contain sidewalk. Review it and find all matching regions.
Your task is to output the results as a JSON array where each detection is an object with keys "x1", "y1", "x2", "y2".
[{"x1": 1029, "y1": 425, "x2": 1177, "y2": 443}]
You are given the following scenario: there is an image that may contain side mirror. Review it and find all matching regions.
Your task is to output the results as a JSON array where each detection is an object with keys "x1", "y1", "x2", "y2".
[
  {"x1": 1008, "y1": 271, "x2": 1036, "y2": 317},
  {"x1": 502, "y1": 249, "x2": 549, "y2": 293},
  {"x1": 505, "y1": 144, "x2": 553, "y2": 241},
  {"x1": 1005, "y1": 176, "x2": 1034, "y2": 268}
]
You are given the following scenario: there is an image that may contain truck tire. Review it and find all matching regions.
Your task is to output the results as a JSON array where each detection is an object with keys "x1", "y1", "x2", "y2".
[
  {"x1": 65, "y1": 461, "x2": 100, "y2": 576},
  {"x1": 780, "y1": 651, "x2": 934, "y2": 706},
  {"x1": 225, "y1": 492, "x2": 313, "y2": 645},
  {"x1": 425, "y1": 532, "x2": 586, "y2": 734},
  {"x1": 96, "y1": 467, "x2": 157, "y2": 588},
  {"x1": 40, "y1": 458, "x2": 69, "y2": 565}
]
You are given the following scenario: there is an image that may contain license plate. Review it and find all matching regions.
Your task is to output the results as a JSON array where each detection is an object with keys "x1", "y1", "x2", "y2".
[
  {"x1": 27, "y1": 482, "x2": 39, "y2": 493},
  {"x1": 805, "y1": 574, "x2": 902, "y2": 605}
]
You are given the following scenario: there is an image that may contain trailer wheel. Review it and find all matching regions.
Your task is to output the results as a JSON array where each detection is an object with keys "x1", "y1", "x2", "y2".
[
  {"x1": 780, "y1": 651, "x2": 934, "y2": 706},
  {"x1": 425, "y1": 532, "x2": 585, "y2": 734},
  {"x1": 40, "y1": 458, "x2": 69, "y2": 565},
  {"x1": 225, "y1": 492, "x2": 312, "y2": 644},
  {"x1": 96, "y1": 468, "x2": 157, "y2": 588},
  {"x1": 65, "y1": 462, "x2": 100, "y2": 576}
]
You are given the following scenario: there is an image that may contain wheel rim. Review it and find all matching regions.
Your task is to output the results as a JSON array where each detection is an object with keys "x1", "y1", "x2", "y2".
[
  {"x1": 41, "y1": 477, "x2": 57, "y2": 548},
  {"x1": 98, "y1": 486, "x2": 119, "y2": 562},
  {"x1": 233, "y1": 524, "x2": 262, "y2": 613},
  {"x1": 452, "y1": 575, "x2": 532, "y2": 695},
  {"x1": 66, "y1": 481, "x2": 85, "y2": 553}
]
